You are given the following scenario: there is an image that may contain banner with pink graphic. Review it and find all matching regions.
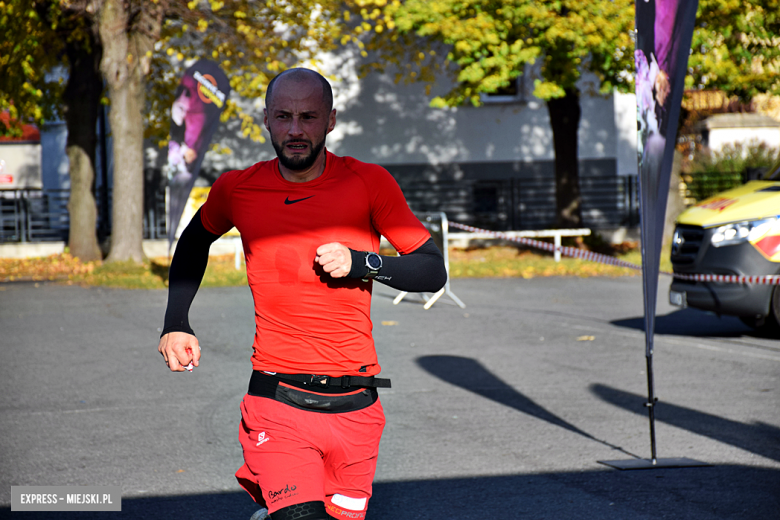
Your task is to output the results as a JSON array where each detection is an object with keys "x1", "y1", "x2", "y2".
[{"x1": 166, "y1": 60, "x2": 230, "y2": 249}]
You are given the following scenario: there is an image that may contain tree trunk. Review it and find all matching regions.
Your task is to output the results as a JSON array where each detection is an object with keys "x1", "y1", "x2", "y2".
[
  {"x1": 546, "y1": 88, "x2": 583, "y2": 228},
  {"x1": 98, "y1": 0, "x2": 147, "y2": 263},
  {"x1": 63, "y1": 41, "x2": 103, "y2": 262}
]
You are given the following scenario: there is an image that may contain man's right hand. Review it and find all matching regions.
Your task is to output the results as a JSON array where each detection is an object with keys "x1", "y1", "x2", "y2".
[{"x1": 158, "y1": 332, "x2": 201, "y2": 372}]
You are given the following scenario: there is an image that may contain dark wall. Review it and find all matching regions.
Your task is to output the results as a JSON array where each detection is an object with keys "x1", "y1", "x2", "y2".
[
  {"x1": 191, "y1": 157, "x2": 638, "y2": 233},
  {"x1": 383, "y1": 158, "x2": 638, "y2": 231}
]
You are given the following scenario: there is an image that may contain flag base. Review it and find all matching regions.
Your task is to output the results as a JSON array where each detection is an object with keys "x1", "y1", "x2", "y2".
[{"x1": 597, "y1": 457, "x2": 709, "y2": 470}]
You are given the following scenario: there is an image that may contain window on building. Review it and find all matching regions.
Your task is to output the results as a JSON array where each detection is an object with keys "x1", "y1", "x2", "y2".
[{"x1": 480, "y1": 75, "x2": 528, "y2": 105}]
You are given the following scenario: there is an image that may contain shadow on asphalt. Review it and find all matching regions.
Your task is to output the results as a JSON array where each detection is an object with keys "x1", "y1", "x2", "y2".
[
  {"x1": 610, "y1": 308, "x2": 780, "y2": 339},
  {"x1": 3, "y1": 465, "x2": 779, "y2": 519},
  {"x1": 590, "y1": 384, "x2": 780, "y2": 464},
  {"x1": 416, "y1": 355, "x2": 641, "y2": 459}
]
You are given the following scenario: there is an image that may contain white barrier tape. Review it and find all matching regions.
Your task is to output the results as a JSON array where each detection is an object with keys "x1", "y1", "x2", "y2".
[
  {"x1": 448, "y1": 222, "x2": 780, "y2": 286},
  {"x1": 670, "y1": 272, "x2": 780, "y2": 285}
]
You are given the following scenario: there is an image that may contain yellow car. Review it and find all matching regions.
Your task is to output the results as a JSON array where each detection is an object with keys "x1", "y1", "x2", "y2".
[{"x1": 669, "y1": 160, "x2": 780, "y2": 332}]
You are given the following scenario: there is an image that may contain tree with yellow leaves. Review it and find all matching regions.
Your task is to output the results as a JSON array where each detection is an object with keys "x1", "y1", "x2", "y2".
[
  {"x1": 2, "y1": 0, "x2": 355, "y2": 262},
  {"x1": 688, "y1": 0, "x2": 780, "y2": 101},
  {"x1": 96, "y1": 0, "x2": 356, "y2": 262},
  {"x1": 356, "y1": 0, "x2": 780, "y2": 228},
  {"x1": 1, "y1": 0, "x2": 104, "y2": 261},
  {"x1": 357, "y1": 0, "x2": 636, "y2": 228}
]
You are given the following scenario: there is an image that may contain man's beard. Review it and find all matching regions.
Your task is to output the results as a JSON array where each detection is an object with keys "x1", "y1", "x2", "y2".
[{"x1": 271, "y1": 134, "x2": 327, "y2": 171}]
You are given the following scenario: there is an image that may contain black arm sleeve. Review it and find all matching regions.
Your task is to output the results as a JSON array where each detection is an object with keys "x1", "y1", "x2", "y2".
[
  {"x1": 161, "y1": 208, "x2": 221, "y2": 337},
  {"x1": 346, "y1": 237, "x2": 447, "y2": 292}
]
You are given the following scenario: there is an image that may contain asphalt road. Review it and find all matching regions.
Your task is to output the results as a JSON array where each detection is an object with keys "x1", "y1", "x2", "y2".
[{"x1": 1, "y1": 275, "x2": 778, "y2": 519}]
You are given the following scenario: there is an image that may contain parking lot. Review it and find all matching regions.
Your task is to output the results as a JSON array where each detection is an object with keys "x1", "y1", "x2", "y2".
[{"x1": 1, "y1": 275, "x2": 778, "y2": 519}]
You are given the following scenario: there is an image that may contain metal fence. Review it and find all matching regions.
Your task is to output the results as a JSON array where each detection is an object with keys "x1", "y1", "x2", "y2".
[
  {"x1": 1, "y1": 190, "x2": 70, "y2": 243},
  {"x1": 680, "y1": 168, "x2": 773, "y2": 205},
  {"x1": 681, "y1": 171, "x2": 743, "y2": 204},
  {"x1": 0, "y1": 188, "x2": 167, "y2": 243},
  {"x1": 400, "y1": 174, "x2": 640, "y2": 232},
  {"x1": 1, "y1": 174, "x2": 639, "y2": 244}
]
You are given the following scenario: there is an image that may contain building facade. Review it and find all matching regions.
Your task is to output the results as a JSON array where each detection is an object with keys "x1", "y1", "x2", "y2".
[{"x1": 189, "y1": 57, "x2": 640, "y2": 232}]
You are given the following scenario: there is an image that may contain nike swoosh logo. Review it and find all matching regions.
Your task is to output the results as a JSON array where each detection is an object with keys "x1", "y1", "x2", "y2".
[{"x1": 284, "y1": 195, "x2": 315, "y2": 205}]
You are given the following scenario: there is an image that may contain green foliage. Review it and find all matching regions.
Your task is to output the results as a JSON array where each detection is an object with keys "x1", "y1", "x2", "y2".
[
  {"x1": 2, "y1": 0, "x2": 359, "y2": 143},
  {"x1": 353, "y1": 0, "x2": 635, "y2": 107},
  {"x1": 4, "y1": 0, "x2": 777, "y2": 146},
  {"x1": 0, "y1": 0, "x2": 94, "y2": 133},
  {"x1": 354, "y1": 0, "x2": 779, "y2": 112},
  {"x1": 352, "y1": 1, "x2": 634, "y2": 227},
  {"x1": 684, "y1": 170, "x2": 743, "y2": 202},
  {"x1": 147, "y1": 0, "x2": 356, "y2": 145},
  {"x1": 0, "y1": 0, "x2": 62, "y2": 130},
  {"x1": 683, "y1": 140, "x2": 780, "y2": 201},
  {"x1": 689, "y1": 0, "x2": 780, "y2": 100}
]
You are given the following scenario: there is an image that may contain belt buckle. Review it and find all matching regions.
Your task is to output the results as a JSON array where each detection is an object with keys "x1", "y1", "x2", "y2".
[{"x1": 310, "y1": 375, "x2": 329, "y2": 386}]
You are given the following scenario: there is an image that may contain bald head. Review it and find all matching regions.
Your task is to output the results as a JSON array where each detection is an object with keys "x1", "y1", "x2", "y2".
[{"x1": 265, "y1": 68, "x2": 333, "y2": 113}]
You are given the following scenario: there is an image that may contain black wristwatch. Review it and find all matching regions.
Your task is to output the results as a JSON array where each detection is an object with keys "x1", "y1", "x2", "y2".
[{"x1": 363, "y1": 251, "x2": 383, "y2": 281}]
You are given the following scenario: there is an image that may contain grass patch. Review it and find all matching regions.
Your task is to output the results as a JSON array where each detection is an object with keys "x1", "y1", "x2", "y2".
[
  {"x1": 0, "y1": 253, "x2": 97, "y2": 283},
  {"x1": 1, "y1": 244, "x2": 667, "y2": 288},
  {"x1": 81, "y1": 259, "x2": 165, "y2": 289},
  {"x1": 448, "y1": 246, "x2": 647, "y2": 278},
  {"x1": 0, "y1": 254, "x2": 247, "y2": 289}
]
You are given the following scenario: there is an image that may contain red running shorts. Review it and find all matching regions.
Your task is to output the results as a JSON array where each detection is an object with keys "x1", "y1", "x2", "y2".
[{"x1": 236, "y1": 392, "x2": 386, "y2": 518}]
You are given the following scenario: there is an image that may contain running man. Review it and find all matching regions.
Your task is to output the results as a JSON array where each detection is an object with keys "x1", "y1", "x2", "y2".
[{"x1": 158, "y1": 68, "x2": 447, "y2": 520}]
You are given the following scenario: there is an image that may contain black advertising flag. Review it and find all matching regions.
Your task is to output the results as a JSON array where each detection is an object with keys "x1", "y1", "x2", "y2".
[
  {"x1": 599, "y1": 0, "x2": 706, "y2": 469},
  {"x1": 619, "y1": 0, "x2": 706, "y2": 466},
  {"x1": 635, "y1": 0, "x2": 698, "y2": 357},
  {"x1": 166, "y1": 59, "x2": 230, "y2": 249}
]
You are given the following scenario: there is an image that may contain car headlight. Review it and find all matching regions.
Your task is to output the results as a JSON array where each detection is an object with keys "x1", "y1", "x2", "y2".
[
  {"x1": 671, "y1": 228, "x2": 684, "y2": 255},
  {"x1": 710, "y1": 217, "x2": 777, "y2": 248}
]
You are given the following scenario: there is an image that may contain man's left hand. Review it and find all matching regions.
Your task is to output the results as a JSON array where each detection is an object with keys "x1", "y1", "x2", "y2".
[{"x1": 315, "y1": 242, "x2": 352, "y2": 278}]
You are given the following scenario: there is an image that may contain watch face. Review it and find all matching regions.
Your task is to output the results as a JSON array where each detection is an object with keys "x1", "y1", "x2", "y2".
[{"x1": 367, "y1": 253, "x2": 382, "y2": 269}]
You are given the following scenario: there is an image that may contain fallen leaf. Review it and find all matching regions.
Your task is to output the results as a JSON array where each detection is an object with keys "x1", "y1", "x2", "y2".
[
  {"x1": 577, "y1": 335, "x2": 595, "y2": 341},
  {"x1": 381, "y1": 321, "x2": 398, "y2": 326}
]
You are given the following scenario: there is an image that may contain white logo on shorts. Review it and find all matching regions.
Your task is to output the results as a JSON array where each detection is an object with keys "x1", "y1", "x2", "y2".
[
  {"x1": 256, "y1": 432, "x2": 270, "y2": 446},
  {"x1": 332, "y1": 494, "x2": 367, "y2": 511}
]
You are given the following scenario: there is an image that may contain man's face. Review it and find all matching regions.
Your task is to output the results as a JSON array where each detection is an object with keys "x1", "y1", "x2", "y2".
[{"x1": 264, "y1": 77, "x2": 336, "y2": 171}]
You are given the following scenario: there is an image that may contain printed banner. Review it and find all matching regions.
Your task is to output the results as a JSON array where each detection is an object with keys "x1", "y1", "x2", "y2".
[
  {"x1": 166, "y1": 59, "x2": 230, "y2": 248},
  {"x1": 634, "y1": 0, "x2": 698, "y2": 356}
]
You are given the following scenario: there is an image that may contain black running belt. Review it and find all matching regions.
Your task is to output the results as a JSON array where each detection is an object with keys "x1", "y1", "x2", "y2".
[
  {"x1": 248, "y1": 372, "x2": 379, "y2": 413},
  {"x1": 272, "y1": 372, "x2": 392, "y2": 389}
]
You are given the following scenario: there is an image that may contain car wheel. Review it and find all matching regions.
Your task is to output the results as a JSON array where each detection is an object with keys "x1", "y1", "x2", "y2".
[
  {"x1": 738, "y1": 287, "x2": 780, "y2": 337},
  {"x1": 767, "y1": 286, "x2": 780, "y2": 331}
]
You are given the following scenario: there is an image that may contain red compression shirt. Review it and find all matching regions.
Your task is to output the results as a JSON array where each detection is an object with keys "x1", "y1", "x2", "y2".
[{"x1": 200, "y1": 151, "x2": 430, "y2": 377}]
